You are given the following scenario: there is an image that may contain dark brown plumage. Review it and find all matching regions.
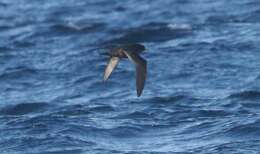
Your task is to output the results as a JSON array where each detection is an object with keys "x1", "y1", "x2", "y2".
[{"x1": 104, "y1": 43, "x2": 147, "y2": 97}]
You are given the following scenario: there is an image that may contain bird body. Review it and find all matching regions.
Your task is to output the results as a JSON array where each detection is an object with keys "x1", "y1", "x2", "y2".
[
  {"x1": 108, "y1": 44, "x2": 145, "y2": 58},
  {"x1": 104, "y1": 43, "x2": 147, "y2": 97}
]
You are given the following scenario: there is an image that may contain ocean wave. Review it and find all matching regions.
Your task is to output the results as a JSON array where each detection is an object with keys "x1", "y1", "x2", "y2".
[
  {"x1": 193, "y1": 140, "x2": 260, "y2": 154},
  {"x1": 225, "y1": 119, "x2": 260, "y2": 139},
  {"x1": 140, "y1": 95, "x2": 188, "y2": 105},
  {"x1": 106, "y1": 22, "x2": 192, "y2": 44},
  {"x1": 0, "y1": 102, "x2": 49, "y2": 115},
  {"x1": 113, "y1": 111, "x2": 151, "y2": 119},
  {"x1": 51, "y1": 22, "x2": 105, "y2": 34},
  {"x1": 206, "y1": 15, "x2": 245, "y2": 24},
  {"x1": 0, "y1": 66, "x2": 37, "y2": 80},
  {"x1": 228, "y1": 90, "x2": 260, "y2": 101}
]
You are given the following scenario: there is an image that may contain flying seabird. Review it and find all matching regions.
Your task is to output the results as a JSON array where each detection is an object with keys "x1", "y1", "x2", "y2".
[{"x1": 103, "y1": 43, "x2": 147, "y2": 97}]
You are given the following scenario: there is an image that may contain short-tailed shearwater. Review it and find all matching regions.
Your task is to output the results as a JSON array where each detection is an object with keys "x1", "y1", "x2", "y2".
[{"x1": 104, "y1": 43, "x2": 147, "y2": 97}]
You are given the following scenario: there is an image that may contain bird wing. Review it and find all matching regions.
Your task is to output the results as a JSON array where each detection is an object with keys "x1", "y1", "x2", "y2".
[
  {"x1": 104, "y1": 57, "x2": 120, "y2": 81},
  {"x1": 122, "y1": 50, "x2": 147, "y2": 97}
]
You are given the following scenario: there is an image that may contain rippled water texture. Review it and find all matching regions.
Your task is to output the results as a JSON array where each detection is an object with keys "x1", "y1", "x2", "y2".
[{"x1": 1, "y1": 0, "x2": 260, "y2": 153}]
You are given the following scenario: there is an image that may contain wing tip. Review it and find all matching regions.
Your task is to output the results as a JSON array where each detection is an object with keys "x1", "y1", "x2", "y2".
[
  {"x1": 103, "y1": 77, "x2": 108, "y2": 82},
  {"x1": 103, "y1": 70, "x2": 109, "y2": 81},
  {"x1": 137, "y1": 92, "x2": 142, "y2": 97}
]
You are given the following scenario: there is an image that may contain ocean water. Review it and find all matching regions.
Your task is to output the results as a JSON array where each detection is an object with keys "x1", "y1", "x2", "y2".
[{"x1": 1, "y1": 0, "x2": 260, "y2": 153}]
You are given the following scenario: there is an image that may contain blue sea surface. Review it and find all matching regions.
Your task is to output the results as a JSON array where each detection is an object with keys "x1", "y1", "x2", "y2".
[{"x1": 1, "y1": 0, "x2": 260, "y2": 153}]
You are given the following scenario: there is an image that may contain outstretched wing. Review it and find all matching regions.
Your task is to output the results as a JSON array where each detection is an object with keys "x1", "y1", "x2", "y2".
[
  {"x1": 122, "y1": 50, "x2": 147, "y2": 97},
  {"x1": 104, "y1": 57, "x2": 120, "y2": 81}
]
